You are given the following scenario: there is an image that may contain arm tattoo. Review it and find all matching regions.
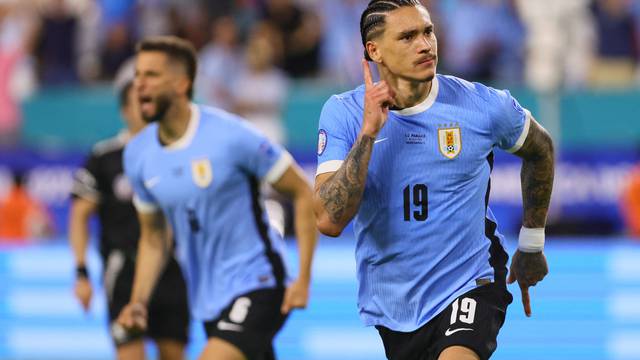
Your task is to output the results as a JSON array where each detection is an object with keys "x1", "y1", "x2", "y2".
[
  {"x1": 318, "y1": 135, "x2": 375, "y2": 224},
  {"x1": 516, "y1": 120, "x2": 555, "y2": 228}
]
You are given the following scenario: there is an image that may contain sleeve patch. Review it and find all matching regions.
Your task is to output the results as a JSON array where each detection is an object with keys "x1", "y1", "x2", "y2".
[{"x1": 317, "y1": 129, "x2": 328, "y2": 156}]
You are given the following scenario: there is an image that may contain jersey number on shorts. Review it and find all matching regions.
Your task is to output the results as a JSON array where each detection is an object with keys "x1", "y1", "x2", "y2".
[
  {"x1": 403, "y1": 184, "x2": 428, "y2": 221},
  {"x1": 229, "y1": 297, "x2": 252, "y2": 324},
  {"x1": 450, "y1": 297, "x2": 477, "y2": 325}
]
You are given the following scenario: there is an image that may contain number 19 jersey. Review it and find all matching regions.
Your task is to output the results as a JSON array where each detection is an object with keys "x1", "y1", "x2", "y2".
[{"x1": 316, "y1": 74, "x2": 530, "y2": 332}]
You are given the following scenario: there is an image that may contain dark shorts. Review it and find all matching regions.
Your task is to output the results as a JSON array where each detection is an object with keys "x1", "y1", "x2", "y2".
[
  {"x1": 376, "y1": 283, "x2": 513, "y2": 360},
  {"x1": 203, "y1": 288, "x2": 288, "y2": 360},
  {"x1": 105, "y1": 251, "x2": 190, "y2": 346}
]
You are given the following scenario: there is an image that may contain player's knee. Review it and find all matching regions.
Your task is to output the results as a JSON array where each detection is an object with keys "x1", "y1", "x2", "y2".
[{"x1": 438, "y1": 345, "x2": 481, "y2": 360}]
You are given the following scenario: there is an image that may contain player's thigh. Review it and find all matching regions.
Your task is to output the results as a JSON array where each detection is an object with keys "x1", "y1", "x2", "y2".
[
  {"x1": 116, "y1": 339, "x2": 145, "y2": 360},
  {"x1": 155, "y1": 339, "x2": 186, "y2": 360},
  {"x1": 199, "y1": 338, "x2": 246, "y2": 360},
  {"x1": 438, "y1": 346, "x2": 480, "y2": 360}
]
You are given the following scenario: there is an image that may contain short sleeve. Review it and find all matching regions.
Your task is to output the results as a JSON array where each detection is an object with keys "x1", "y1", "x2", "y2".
[
  {"x1": 316, "y1": 95, "x2": 355, "y2": 176},
  {"x1": 70, "y1": 153, "x2": 101, "y2": 203},
  {"x1": 123, "y1": 143, "x2": 159, "y2": 214},
  {"x1": 489, "y1": 88, "x2": 531, "y2": 153},
  {"x1": 235, "y1": 121, "x2": 292, "y2": 184}
]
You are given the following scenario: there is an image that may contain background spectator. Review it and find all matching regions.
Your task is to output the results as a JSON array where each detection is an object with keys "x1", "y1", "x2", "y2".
[
  {"x1": 621, "y1": 163, "x2": 640, "y2": 238},
  {"x1": 261, "y1": 0, "x2": 322, "y2": 78},
  {"x1": 231, "y1": 21, "x2": 288, "y2": 145},
  {"x1": 0, "y1": 1, "x2": 37, "y2": 147},
  {"x1": 319, "y1": 0, "x2": 367, "y2": 87},
  {"x1": 195, "y1": 16, "x2": 241, "y2": 110},
  {"x1": 0, "y1": 169, "x2": 54, "y2": 242},
  {"x1": 516, "y1": 0, "x2": 595, "y2": 91},
  {"x1": 589, "y1": 0, "x2": 639, "y2": 87}
]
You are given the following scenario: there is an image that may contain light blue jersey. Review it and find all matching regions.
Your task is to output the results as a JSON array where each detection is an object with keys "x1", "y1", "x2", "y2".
[
  {"x1": 316, "y1": 74, "x2": 530, "y2": 332},
  {"x1": 124, "y1": 104, "x2": 292, "y2": 321}
]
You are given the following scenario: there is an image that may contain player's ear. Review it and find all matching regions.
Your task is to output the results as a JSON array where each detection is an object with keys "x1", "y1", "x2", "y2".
[
  {"x1": 176, "y1": 76, "x2": 190, "y2": 98},
  {"x1": 366, "y1": 41, "x2": 383, "y2": 64}
]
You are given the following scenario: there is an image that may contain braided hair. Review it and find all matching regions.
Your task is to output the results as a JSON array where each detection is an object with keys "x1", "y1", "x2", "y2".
[{"x1": 360, "y1": 0, "x2": 423, "y2": 61}]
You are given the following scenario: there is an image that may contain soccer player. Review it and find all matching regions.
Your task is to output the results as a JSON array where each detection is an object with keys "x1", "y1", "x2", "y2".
[
  {"x1": 313, "y1": 1, "x2": 554, "y2": 360},
  {"x1": 69, "y1": 76, "x2": 189, "y2": 359},
  {"x1": 117, "y1": 36, "x2": 317, "y2": 360}
]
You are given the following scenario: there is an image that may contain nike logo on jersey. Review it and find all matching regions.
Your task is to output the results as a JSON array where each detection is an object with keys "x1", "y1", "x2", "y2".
[
  {"x1": 445, "y1": 327, "x2": 474, "y2": 336},
  {"x1": 374, "y1": 137, "x2": 388, "y2": 144},
  {"x1": 143, "y1": 176, "x2": 161, "y2": 189},
  {"x1": 217, "y1": 320, "x2": 244, "y2": 332}
]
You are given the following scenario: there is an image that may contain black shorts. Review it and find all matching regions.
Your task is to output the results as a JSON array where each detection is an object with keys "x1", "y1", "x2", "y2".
[
  {"x1": 105, "y1": 251, "x2": 190, "y2": 346},
  {"x1": 376, "y1": 283, "x2": 513, "y2": 360},
  {"x1": 203, "y1": 288, "x2": 288, "y2": 360}
]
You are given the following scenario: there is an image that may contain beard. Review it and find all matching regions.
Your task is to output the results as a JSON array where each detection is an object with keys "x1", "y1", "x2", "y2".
[{"x1": 142, "y1": 94, "x2": 172, "y2": 123}]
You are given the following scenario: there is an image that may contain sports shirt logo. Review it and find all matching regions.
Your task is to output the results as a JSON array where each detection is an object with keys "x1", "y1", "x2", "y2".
[{"x1": 444, "y1": 327, "x2": 473, "y2": 336}]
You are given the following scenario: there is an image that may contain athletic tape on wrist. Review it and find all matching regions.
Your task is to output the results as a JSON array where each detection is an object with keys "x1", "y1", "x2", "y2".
[{"x1": 518, "y1": 227, "x2": 545, "y2": 252}]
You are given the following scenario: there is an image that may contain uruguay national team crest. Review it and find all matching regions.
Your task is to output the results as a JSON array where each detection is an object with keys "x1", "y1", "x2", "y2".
[
  {"x1": 438, "y1": 127, "x2": 462, "y2": 159},
  {"x1": 191, "y1": 158, "x2": 213, "y2": 188}
]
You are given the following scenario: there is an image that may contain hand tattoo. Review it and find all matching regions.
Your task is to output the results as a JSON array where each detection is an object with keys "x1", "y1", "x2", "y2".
[{"x1": 512, "y1": 250, "x2": 548, "y2": 285}]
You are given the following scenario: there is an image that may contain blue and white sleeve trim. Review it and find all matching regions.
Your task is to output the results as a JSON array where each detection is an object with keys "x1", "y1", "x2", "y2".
[{"x1": 506, "y1": 109, "x2": 532, "y2": 154}]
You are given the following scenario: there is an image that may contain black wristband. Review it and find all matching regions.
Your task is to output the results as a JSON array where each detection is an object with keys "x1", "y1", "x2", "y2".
[{"x1": 76, "y1": 265, "x2": 89, "y2": 279}]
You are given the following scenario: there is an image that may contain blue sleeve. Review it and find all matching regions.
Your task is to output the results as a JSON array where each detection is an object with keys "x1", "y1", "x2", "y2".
[
  {"x1": 487, "y1": 88, "x2": 529, "y2": 153},
  {"x1": 234, "y1": 121, "x2": 290, "y2": 183},
  {"x1": 123, "y1": 141, "x2": 159, "y2": 213},
  {"x1": 316, "y1": 95, "x2": 357, "y2": 175}
]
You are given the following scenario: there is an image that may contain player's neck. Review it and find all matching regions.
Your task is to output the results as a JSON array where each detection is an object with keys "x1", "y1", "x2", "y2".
[
  {"x1": 158, "y1": 100, "x2": 191, "y2": 146},
  {"x1": 379, "y1": 69, "x2": 432, "y2": 110}
]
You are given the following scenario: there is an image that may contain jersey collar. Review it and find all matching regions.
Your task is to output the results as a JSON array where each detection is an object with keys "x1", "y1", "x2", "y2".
[
  {"x1": 164, "y1": 103, "x2": 200, "y2": 151},
  {"x1": 391, "y1": 75, "x2": 439, "y2": 116}
]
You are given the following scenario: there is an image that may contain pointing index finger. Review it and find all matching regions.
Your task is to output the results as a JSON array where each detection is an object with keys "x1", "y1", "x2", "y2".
[
  {"x1": 362, "y1": 58, "x2": 374, "y2": 89},
  {"x1": 519, "y1": 282, "x2": 532, "y2": 317}
]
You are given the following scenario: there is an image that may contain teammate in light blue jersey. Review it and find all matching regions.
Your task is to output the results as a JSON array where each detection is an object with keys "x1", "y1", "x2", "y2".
[
  {"x1": 313, "y1": 1, "x2": 555, "y2": 360},
  {"x1": 117, "y1": 36, "x2": 318, "y2": 360}
]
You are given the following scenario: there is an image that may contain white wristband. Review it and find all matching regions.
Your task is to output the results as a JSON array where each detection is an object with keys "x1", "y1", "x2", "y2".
[{"x1": 518, "y1": 227, "x2": 545, "y2": 253}]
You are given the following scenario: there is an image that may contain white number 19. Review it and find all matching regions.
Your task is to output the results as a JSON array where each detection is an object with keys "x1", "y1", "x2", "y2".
[{"x1": 450, "y1": 297, "x2": 477, "y2": 325}]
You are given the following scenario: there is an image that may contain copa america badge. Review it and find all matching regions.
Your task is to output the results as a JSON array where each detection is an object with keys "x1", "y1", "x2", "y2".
[{"x1": 317, "y1": 129, "x2": 327, "y2": 156}]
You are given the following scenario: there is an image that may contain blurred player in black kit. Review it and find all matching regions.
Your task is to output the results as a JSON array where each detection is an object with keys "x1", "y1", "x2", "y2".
[{"x1": 69, "y1": 64, "x2": 190, "y2": 360}]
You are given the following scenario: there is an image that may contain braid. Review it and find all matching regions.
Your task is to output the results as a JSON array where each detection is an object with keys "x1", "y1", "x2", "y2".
[{"x1": 360, "y1": 0, "x2": 422, "y2": 60}]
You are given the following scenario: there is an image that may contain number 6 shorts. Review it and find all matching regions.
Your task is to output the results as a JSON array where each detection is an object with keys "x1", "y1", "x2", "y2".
[
  {"x1": 203, "y1": 287, "x2": 288, "y2": 359},
  {"x1": 376, "y1": 283, "x2": 513, "y2": 360}
]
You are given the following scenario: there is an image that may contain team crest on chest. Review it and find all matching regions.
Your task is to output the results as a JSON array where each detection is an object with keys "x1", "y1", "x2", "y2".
[
  {"x1": 191, "y1": 158, "x2": 213, "y2": 188},
  {"x1": 437, "y1": 126, "x2": 462, "y2": 159}
]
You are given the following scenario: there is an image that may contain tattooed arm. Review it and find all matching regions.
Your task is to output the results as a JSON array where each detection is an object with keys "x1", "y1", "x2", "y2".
[
  {"x1": 507, "y1": 116, "x2": 554, "y2": 317},
  {"x1": 313, "y1": 60, "x2": 395, "y2": 237},
  {"x1": 515, "y1": 117, "x2": 555, "y2": 228},
  {"x1": 314, "y1": 135, "x2": 375, "y2": 236}
]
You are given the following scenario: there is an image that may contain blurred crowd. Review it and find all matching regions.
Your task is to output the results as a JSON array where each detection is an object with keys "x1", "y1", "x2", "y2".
[{"x1": 0, "y1": 0, "x2": 638, "y2": 144}]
